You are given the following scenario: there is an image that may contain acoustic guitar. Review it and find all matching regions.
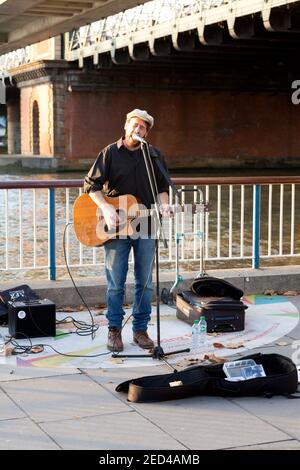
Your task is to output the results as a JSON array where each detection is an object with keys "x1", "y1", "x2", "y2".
[{"x1": 73, "y1": 193, "x2": 190, "y2": 247}]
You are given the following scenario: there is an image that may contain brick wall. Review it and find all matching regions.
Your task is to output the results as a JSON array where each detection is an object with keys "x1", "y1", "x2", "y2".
[{"x1": 64, "y1": 88, "x2": 300, "y2": 168}]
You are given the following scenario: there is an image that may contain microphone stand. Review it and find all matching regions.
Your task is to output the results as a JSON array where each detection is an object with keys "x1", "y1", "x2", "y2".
[{"x1": 112, "y1": 137, "x2": 190, "y2": 364}]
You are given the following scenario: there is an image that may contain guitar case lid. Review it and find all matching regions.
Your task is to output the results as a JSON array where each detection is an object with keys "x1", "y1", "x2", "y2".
[{"x1": 190, "y1": 276, "x2": 243, "y2": 300}]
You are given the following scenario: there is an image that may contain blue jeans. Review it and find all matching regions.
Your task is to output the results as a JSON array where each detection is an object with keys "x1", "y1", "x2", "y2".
[{"x1": 104, "y1": 238, "x2": 155, "y2": 332}]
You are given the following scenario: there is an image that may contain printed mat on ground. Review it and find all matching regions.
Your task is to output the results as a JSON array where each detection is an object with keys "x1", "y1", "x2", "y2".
[{"x1": 0, "y1": 295, "x2": 299, "y2": 369}]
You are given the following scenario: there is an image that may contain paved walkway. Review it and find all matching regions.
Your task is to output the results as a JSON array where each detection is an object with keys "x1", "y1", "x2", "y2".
[{"x1": 0, "y1": 296, "x2": 300, "y2": 451}]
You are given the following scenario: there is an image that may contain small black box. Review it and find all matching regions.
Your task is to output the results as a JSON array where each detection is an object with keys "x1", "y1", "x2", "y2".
[{"x1": 8, "y1": 299, "x2": 56, "y2": 339}]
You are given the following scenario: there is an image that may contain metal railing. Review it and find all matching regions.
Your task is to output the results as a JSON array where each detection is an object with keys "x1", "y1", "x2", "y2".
[{"x1": 0, "y1": 176, "x2": 300, "y2": 281}]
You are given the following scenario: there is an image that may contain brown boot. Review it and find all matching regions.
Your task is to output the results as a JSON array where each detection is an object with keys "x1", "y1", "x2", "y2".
[
  {"x1": 133, "y1": 330, "x2": 154, "y2": 349},
  {"x1": 107, "y1": 327, "x2": 123, "y2": 352}
]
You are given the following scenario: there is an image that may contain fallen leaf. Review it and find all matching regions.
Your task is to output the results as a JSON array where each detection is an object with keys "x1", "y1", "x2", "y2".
[
  {"x1": 283, "y1": 290, "x2": 299, "y2": 296},
  {"x1": 57, "y1": 305, "x2": 88, "y2": 312},
  {"x1": 203, "y1": 353, "x2": 227, "y2": 364},
  {"x1": 58, "y1": 306, "x2": 78, "y2": 313},
  {"x1": 213, "y1": 342, "x2": 225, "y2": 349},
  {"x1": 0, "y1": 345, "x2": 14, "y2": 357},
  {"x1": 110, "y1": 357, "x2": 124, "y2": 364},
  {"x1": 94, "y1": 303, "x2": 107, "y2": 309},
  {"x1": 93, "y1": 310, "x2": 105, "y2": 316},
  {"x1": 30, "y1": 345, "x2": 44, "y2": 354},
  {"x1": 208, "y1": 332, "x2": 222, "y2": 337},
  {"x1": 225, "y1": 342, "x2": 245, "y2": 349},
  {"x1": 175, "y1": 358, "x2": 202, "y2": 368},
  {"x1": 264, "y1": 289, "x2": 277, "y2": 296}
]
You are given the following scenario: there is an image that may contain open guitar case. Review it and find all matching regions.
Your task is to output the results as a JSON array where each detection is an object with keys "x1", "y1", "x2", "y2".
[
  {"x1": 176, "y1": 276, "x2": 248, "y2": 333},
  {"x1": 116, "y1": 352, "x2": 299, "y2": 403}
]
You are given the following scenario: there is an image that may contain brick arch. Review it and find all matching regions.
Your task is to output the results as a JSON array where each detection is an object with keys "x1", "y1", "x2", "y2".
[{"x1": 32, "y1": 100, "x2": 40, "y2": 155}]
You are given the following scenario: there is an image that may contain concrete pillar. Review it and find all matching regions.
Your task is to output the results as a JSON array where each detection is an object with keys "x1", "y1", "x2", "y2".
[{"x1": 6, "y1": 99, "x2": 21, "y2": 154}]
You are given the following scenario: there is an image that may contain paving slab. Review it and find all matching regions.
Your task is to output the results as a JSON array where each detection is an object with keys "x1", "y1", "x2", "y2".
[
  {"x1": 231, "y1": 439, "x2": 300, "y2": 450},
  {"x1": 99, "y1": 389, "x2": 290, "y2": 450},
  {"x1": 229, "y1": 395, "x2": 300, "y2": 441},
  {"x1": 40, "y1": 411, "x2": 186, "y2": 450},
  {"x1": 243, "y1": 337, "x2": 296, "y2": 357},
  {"x1": 83, "y1": 363, "x2": 172, "y2": 385},
  {"x1": 285, "y1": 321, "x2": 300, "y2": 341},
  {"x1": 0, "y1": 417, "x2": 59, "y2": 450},
  {"x1": 0, "y1": 364, "x2": 80, "y2": 382},
  {"x1": 0, "y1": 388, "x2": 26, "y2": 420},
  {"x1": 1, "y1": 373, "x2": 130, "y2": 423},
  {"x1": 279, "y1": 296, "x2": 300, "y2": 340}
]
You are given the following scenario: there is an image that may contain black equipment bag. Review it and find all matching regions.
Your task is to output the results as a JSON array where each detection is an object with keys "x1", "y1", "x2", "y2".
[
  {"x1": 0, "y1": 285, "x2": 40, "y2": 324},
  {"x1": 190, "y1": 276, "x2": 243, "y2": 299},
  {"x1": 176, "y1": 291, "x2": 247, "y2": 332},
  {"x1": 116, "y1": 353, "x2": 299, "y2": 403}
]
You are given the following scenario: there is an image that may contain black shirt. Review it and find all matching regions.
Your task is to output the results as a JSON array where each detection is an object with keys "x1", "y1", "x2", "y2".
[{"x1": 83, "y1": 137, "x2": 169, "y2": 208}]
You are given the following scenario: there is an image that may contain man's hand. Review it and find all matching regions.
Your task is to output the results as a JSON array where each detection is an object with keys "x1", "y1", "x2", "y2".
[
  {"x1": 100, "y1": 203, "x2": 119, "y2": 230},
  {"x1": 159, "y1": 203, "x2": 173, "y2": 218},
  {"x1": 89, "y1": 191, "x2": 119, "y2": 230},
  {"x1": 157, "y1": 192, "x2": 172, "y2": 218}
]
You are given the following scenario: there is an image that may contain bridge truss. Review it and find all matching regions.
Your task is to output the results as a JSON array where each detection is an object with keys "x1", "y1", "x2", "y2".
[
  {"x1": 65, "y1": 0, "x2": 300, "y2": 67},
  {"x1": 1, "y1": 0, "x2": 300, "y2": 78}
]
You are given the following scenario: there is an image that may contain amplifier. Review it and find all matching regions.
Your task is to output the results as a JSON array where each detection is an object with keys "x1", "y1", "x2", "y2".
[{"x1": 8, "y1": 299, "x2": 56, "y2": 339}]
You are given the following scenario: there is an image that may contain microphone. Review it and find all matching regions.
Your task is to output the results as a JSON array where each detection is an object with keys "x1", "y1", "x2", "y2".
[{"x1": 132, "y1": 133, "x2": 147, "y2": 144}]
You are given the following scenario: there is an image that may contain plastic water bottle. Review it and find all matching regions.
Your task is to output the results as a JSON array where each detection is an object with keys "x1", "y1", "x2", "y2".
[
  {"x1": 199, "y1": 316, "x2": 207, "y2": 346},
  {"x1": 192, "y1": 320, "x2": 200, "y2": 353}
]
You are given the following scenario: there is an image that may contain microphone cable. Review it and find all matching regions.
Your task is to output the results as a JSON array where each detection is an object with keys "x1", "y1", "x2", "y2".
[{"x1": 62, "y1": 222, "x2": 98, "y2": 340}]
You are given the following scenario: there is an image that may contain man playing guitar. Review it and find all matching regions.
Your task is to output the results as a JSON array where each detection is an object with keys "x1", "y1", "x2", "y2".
[{"x1": 83, "y1": 109, "x2": 172, "y2": 352}]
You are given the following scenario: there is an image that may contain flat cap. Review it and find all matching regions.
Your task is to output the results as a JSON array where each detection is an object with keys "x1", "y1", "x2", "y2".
[{"x1": 126, "y1": 109, "x2": 154, "y2": 129}]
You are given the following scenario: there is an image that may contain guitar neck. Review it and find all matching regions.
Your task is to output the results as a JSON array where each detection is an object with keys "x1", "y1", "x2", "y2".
[
  {"x1": 131, "y1": 208, "x2": 153, "y2": 218},
  {"x1": 128, "y1": 205, "x2": 184, "y2": 218}
]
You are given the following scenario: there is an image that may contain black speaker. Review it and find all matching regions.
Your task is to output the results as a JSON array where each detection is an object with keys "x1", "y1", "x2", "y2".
[{"x1": 8, "y1": 299, "x2": 56, "y2": 339}]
